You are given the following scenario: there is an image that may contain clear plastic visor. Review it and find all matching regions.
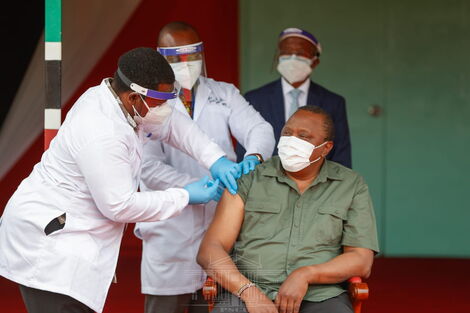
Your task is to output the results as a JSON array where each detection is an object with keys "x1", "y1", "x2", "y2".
[
  {"x1": 157, "y1": 42, "x2": 207, "y2": 77},
  {"x1": 117, "y1": 67, "x2": 181, "y2": 107}
]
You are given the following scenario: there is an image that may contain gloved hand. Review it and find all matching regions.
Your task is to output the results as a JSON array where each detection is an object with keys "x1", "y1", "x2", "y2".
[
  {"x1": 213, "y1": 184, "x2": 225, "y2": 202},
  {"x1": 239, "y1": 155, "x2": 261, "y2": 175},
  {"x1": 183, "y1": 176, "x2": 220, "y2": 204},
  {"x1": 209, "y1": 156, "x2": 240, "y2": 195}
]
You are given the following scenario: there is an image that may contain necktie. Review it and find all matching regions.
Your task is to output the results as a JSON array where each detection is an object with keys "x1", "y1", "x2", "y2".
[
  {"x1": 288, "y1": 88, "x2": 302, "y2": 119},
  {"x1": 180, "y1": 88, "x2": 193, "y2": 117}
]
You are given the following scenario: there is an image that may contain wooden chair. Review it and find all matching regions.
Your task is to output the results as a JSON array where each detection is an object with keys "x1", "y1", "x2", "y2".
[
  {"x1": 202, "y1": 276, "x2": 369, "y2": 313},
  {"x1": 348, "y1": 277, "x2": 369, "y2": 313}
]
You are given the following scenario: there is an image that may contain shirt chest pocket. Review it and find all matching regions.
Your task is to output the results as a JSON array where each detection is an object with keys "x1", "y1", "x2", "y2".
[
  {"x1": 311, "y1": 206, "x2": 348, "y2": 246},
  {"x1": 241, "y1": 201, "x2": 281, "y2": 239}
]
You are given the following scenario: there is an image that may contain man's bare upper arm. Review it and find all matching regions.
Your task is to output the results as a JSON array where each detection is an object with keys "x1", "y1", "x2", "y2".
[{"x1": 202, "y1": 190, "x2": 245, "y2": 252}]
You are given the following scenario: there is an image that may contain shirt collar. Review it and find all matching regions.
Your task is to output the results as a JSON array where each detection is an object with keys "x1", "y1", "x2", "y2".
[{"x1": 281, "y1": 77, "x2": 310, "y2": 98}]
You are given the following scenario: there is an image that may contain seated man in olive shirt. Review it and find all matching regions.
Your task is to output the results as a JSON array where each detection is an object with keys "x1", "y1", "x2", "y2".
[{"x1": 197, "y1": 105, "x2": 379, "y2": 313}]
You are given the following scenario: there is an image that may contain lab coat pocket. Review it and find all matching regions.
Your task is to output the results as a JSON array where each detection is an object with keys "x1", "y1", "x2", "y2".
[
  {"x1": 48, "y1": 212, "x2": 100, "y2": 264},
  {"x1": 314, "y1": 206, "x2": 347, "y2": 246},
  {"x1": 44, "y1": 213, "x2": 66, "y2": 235}
]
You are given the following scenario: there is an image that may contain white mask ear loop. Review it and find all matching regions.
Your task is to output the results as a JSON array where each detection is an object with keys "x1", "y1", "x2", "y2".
[
  {"x1": 139, "y1": 95, "x2": 151, "y2": 110},
  {"x1": 309, "y1": 141, "x2": 328, "y2": 164},
  {"x1": 132, "y1": 94, "x2": 151, "y2": 118}
]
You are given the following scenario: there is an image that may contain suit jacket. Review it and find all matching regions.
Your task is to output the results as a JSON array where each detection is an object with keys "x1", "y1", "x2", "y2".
[{"x1": 236, "y1": 78, "x2": 352, "y2": 168}]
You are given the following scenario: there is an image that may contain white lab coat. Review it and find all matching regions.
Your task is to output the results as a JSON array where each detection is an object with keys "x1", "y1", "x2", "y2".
[
  {"x1": 134, "y1": 76, "x2": 275, "y2": 295},
  {"x1": 0, "y1": 79, "x2": 225, "y2": 313}
]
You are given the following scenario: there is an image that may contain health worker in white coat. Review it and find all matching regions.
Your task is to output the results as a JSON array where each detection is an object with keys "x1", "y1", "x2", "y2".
[
  {"x1": 134, "y1": 22, "x2": 275, "y2": 313},
  {"x1": 0, "y1": 47, "x2": 242, "y2": 313}
]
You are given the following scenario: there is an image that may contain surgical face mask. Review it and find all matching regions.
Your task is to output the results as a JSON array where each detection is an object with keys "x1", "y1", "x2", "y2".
[
  {"x1": 277, "y1": 136, "x2": 327, "y2": 172},
  {"x1": 170, "y1": 60, "x2": 202, "y2": 90},
  {"x1": 133, "y1": 95, "x2": 173, "y2": 127},
  {"x1": 277, "y1": 55, "x2": 314, "y2": 84}
]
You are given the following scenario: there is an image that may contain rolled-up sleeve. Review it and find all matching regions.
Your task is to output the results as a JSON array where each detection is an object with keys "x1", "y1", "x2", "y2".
[
  {"x1": 236, "y1": 171, "x2": 255, "y2": 203},
  {"x1": 341, "y1": 176, "x2": 380, "y2": 253}
]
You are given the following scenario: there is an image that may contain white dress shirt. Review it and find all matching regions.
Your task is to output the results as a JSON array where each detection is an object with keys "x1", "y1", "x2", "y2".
[{"x1": 281, "y1": 77, "x2": 310, "y2": 121}]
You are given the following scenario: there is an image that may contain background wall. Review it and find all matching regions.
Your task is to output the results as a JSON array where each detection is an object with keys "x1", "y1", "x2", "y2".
[{"x1": 240, "y1": 0, "x2": 470, "y2": 257}]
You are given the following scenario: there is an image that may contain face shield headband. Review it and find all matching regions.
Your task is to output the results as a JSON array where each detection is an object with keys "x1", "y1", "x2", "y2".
[
  {"x1": 157, "y1": 42, "x2": 204, "y2": 57},
  {"x1": 278, "y1": 28, "x2": 322, "y2": 56},
  {"x1": 116, "y1": 67, "x2": 179, "y2": 100}
]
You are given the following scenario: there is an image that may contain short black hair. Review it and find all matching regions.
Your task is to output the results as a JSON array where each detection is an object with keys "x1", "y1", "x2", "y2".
[
  {"x1": 113, "y1": 47, "x2": 174, "y2": 93},
  {"x1": 297, "y1": 105, "x2": 335, "y2": 141}
]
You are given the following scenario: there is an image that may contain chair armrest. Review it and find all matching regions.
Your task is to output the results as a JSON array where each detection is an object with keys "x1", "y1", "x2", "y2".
[
  {"x1": 203, "y1": 277, "x2": 217, "y2": 311},
  {"x1": 348, "y1": 276, "x2": 369, "y2": 313}
]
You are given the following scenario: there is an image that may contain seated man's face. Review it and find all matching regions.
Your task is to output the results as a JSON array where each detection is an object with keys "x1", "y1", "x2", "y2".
[{"x1": 280, "y1": 110, "x2": 331, "y2": 163}]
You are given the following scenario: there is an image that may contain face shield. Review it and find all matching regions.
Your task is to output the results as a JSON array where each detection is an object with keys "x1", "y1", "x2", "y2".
[
  {"x1": 116, "y1": 67, "x2": 181, "y2": 130},
  {"x1": 272, "y1": 28, "x2": 322, "y2": 73},
  {"x1": 117, "y1": 67, "x2": 180, "y2": 107},
  {"x1": 157, "y1": 42, "x2": 207, "y2": 91}
]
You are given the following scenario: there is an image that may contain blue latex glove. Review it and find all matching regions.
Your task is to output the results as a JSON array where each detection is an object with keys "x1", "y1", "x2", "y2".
[
  {"x1": 213, "y1": 184, "x2": 225, "y2": 202},
  {"x1": 210, "y1": 157, "x2": 240, "y2": 195},
  {"x1": 239, "y1": 155, "x2": 261, "y2": 175},
  {"x1": 183, "y1": 176, "x2": 220, "y2": 204}
]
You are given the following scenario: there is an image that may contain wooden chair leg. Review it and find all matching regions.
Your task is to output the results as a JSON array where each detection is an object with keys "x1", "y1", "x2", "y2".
[
  {"x1": 348, "y1": 277, "x2": 369, "y2": 313},
  {"x1": 202, "y1": 277, "x2": 217, "y2": 312}
]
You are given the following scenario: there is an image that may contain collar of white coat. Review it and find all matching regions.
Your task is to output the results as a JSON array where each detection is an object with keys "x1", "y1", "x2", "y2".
[
  {"x1": 101, "y1": 78, "x2": 138, "y2": 130},
  {"x1": 176, "y1": 76, "x2": 211, "y2": 121},
  {"x1": 281, "y1": 76, "x2": 310, "y2": 98}
]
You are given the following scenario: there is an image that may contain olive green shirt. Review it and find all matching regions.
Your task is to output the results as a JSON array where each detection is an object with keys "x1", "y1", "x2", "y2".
[{"x1": 233, "y1": 156, "x2": 379, "y2": 302}]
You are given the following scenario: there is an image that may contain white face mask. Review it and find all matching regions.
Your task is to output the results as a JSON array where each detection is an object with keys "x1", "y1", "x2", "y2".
[
  {"x1": 277, "y1": 55, "x2": 314, "y2": 84},
  {"x1": 277, "y1": 136, "x2": 327, "y2": 172},
  {"x1": 133, "y1": 95, "x2": 173, "y2": 128},
  {"x1": 170, "y1": 60, "x2": 202, "y2": 90}
]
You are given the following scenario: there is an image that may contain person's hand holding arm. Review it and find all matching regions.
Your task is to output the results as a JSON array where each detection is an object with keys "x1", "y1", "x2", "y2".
[
  {"x1": 197, "y1": 191, "x2": 278, "y2": 313},
  {"x1": 209, "y1": 156, "x2": 240, "y2": 194}
]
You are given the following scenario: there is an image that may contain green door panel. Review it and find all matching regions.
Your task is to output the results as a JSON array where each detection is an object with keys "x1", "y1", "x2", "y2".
[{"x1": 384, "y1": 0, "x2": 470, "y2": 257}]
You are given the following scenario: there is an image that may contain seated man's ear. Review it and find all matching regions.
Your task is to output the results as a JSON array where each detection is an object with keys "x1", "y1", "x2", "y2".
[{"x1": 323, "y1": 141, "x2": 334, "y2": 157}]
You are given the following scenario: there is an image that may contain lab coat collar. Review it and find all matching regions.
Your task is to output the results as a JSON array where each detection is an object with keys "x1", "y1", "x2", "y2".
[
  {"x1": 100, "y1": 79, "x2": 143, "y2": 158},
  {"x1": 100, "y1": 79, "x2": 135, "y2": 129},
  {"x1": 103, "y1": 78, "x2": 137, "y2": 129},
  {"x1": 193, "y1": 76, "x2": 211, "y2": 121}
]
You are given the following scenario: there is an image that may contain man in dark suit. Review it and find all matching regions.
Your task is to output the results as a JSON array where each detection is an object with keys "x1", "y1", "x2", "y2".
[{"x1": 236, "y1": 27, "x2": 351, "y2": 168}]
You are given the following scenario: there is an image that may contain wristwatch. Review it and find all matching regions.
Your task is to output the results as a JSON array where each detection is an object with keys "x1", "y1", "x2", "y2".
[{"x1": 248, "y1": 153, "x2": 264, "y2": 163}]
